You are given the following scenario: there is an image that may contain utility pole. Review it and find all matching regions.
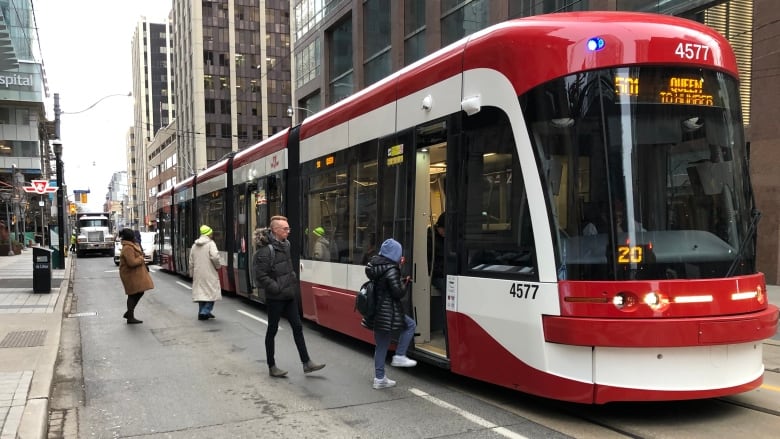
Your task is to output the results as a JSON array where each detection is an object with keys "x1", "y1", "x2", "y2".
[{"x1": 53, "y1": 94, "x2": 65, "y2": 268}]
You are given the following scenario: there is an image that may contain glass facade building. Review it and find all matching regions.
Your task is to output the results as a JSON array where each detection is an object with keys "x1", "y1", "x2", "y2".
[{"x1": 0, "y1": 0, "x2": 48, "y2": 248}]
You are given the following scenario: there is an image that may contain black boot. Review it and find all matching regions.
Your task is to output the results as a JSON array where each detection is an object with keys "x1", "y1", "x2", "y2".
[
  {"x1": 126, "y1": 312, "x2": 143, "y2": 324},
  {"x1": 126, "y1": 293, "x2": 144, "y2": 324}
]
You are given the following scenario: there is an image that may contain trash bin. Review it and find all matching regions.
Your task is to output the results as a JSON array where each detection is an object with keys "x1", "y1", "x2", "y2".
[{"x1": 33, "y1": 247, "x2": 54, "y2": 293}]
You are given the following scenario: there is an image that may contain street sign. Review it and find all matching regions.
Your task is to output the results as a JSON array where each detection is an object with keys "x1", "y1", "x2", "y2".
[{"x1": 23, "y1": 180, "x2": 59, "y2": 195}]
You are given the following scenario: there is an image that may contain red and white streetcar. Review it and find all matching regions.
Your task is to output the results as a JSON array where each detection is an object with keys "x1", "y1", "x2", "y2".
[{"x1": 155, "y1": 12, "x2": 778, "y2": 403}]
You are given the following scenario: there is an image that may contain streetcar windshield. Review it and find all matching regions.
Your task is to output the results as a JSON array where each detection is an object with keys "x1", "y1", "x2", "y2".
[{"x1": 523, "y1": 67, "x2": 753, "y2": 280}]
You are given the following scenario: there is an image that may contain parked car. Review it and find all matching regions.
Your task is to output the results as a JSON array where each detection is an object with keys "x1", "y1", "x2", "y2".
[{"x1": 114, "y1": 232, "x2": 157, "y2": 265}]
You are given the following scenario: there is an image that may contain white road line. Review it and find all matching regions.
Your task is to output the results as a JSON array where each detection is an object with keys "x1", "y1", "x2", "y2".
[
  {"x1": 237, "y1": 309, "x2": 276, "y2": 328},
  {"x1": 409, "y1": 388, "x2": 528, "y2": 439},
  {"x1": 176, "y1": 281, "x2": 192, "y2": 289}
]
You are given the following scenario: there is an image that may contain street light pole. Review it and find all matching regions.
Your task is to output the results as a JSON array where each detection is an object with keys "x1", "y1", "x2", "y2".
[
  {"x1": 13, "y1": 169, "x2": 26, "y2": 246},
  {"x1": 39, "y1": 197, "x2": 45, "y2": 247},
  {"x1": 52, "y1": 140, "x2": 65, "y2": 268},
  {"x1": 286, "y1": 105, "x2": 314, "y2": 124}
]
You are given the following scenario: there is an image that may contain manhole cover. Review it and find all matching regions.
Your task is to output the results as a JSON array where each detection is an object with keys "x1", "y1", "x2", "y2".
[{"x1": 0, "y1": 330, "x2": 47, "y2": 348}]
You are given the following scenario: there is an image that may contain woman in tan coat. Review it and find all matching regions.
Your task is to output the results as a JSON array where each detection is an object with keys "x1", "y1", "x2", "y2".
[{"x1": 118, "y1": 228, "x2": 154, "y2": 324}]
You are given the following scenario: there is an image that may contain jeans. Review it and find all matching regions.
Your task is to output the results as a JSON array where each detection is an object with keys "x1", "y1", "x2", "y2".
[
  {"x1": 374, "y1": 315, "x2": 416, "y2": 379},
  {"x1": 198, "y1": 301, "x2": 214, "y2": 315},
  {"x1": 266, "y1": 297, "x2": 309, "y2": 367}
]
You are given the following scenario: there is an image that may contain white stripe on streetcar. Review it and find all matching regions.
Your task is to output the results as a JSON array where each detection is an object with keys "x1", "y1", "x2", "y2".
[{"x1": 409, "y1": 388, "x2": 528, "y2": 439}]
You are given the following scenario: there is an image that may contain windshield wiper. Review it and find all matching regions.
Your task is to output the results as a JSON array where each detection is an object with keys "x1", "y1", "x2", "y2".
[{"x1": 726, "y1": 209, "x2": 761, "y2": 277}]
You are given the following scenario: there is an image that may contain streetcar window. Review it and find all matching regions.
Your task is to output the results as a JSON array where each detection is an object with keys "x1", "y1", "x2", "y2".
[
  {"x1": 524, "y1": 67, "x2": 752, "y2": 280},
  {"x1": 307, "y1": 168, "x2": 348, "y2": 262},
  {"x1": 197, "y1": 188, "x2": 226, "y2": 249},
  {"x1": 462, "y1": 107, "x2": 537, "y2": 279},
  {"x1": 351, "y1": 144, "x2": 379, "y2": 265}
]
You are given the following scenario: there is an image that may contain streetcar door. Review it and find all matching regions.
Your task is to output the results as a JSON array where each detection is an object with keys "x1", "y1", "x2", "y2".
[
  {"x1": 234, "y1": 183, "x2": 251, "y2": 298},
  {"x1": 411, "y1": 120, "x2": 449, "y2": 359},
  {"x1": 248, "y1": 174, "x2": 283, "y2": 302}
]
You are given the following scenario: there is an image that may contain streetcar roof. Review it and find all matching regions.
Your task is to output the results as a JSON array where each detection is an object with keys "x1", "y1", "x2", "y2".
[{"x1": 298, "y1": 11, "x2": 737, "y2": 142}]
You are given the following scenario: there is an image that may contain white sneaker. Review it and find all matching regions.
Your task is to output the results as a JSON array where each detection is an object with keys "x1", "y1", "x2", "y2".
[
  {"x1": 373, "y1": 376, "x2": 396, "y2": 389},
  {"x1": 391, "y1": 355, "x2": 417, "y2": 367}
]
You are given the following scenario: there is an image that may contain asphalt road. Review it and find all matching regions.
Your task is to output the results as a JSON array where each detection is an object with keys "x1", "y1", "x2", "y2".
[
  {"x1": 47, "y1": 257, "x2": 780, "y2": 438},
  {"x1": 53, "y1": 256, "x2": 573, "y2": 438}
]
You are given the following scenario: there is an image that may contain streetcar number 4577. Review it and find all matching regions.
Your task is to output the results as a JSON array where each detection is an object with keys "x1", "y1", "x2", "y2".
[
  {"x1": 509, "y1": 283, "x2": 539, "y2": 299},
  {"x1": 675, "y1": 42, "x2": 710, "y2": 61}
]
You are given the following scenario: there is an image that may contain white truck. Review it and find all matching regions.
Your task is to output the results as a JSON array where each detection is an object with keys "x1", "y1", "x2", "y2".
[{"x1": 76, "y1": 212, "x2": 114, "y2": 257}]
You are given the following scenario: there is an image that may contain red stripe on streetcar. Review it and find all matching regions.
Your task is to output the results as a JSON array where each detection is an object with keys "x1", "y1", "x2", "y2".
[{"x1": 543, "y1": 306, "x2": 778, "y2": 347}]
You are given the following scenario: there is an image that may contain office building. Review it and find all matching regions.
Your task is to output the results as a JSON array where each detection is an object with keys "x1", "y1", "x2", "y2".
[
  {"x1": 130, "y1": 18, "x2": 174, "y2": 230},
  {"x1": 0, "y1": 0, "x2": 48, "y2": 248},
  {"x1": 171, "y1": 0, "x2": 292, "y2": 181}
]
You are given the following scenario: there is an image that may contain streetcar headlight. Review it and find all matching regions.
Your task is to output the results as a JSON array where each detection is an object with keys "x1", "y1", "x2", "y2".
[
  {"x1": 612, "y1": 291, "x2": 639, "y2": 312},
  {"x1": 643, "y1": 291, "x2": 670, "y2": 312}
]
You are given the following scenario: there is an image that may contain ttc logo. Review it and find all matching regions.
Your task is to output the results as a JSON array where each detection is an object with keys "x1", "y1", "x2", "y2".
[{"x1": 23, "y1": 180, "x2": 58, "y2": 194}]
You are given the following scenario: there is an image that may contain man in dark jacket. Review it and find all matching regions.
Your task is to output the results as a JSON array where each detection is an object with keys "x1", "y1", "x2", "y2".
[
  {"x1": 253, "y1": 215, "x2": 325, "y2": 378},
  {"x1": 365, "y1": 238, "x2": 417, "y2": 389}
]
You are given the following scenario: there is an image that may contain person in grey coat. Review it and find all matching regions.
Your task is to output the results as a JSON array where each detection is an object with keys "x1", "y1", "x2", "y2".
[
  {"x1": 253, "y1": 215, "x2": 325, "y2": 378},
  {"x1": 189, "y1": 225, "x2": 222, "y2": 320}
]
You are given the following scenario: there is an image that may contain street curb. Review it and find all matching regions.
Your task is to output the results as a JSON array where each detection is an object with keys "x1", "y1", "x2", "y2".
[{"x1": 16, "y1": 255, "x2": 72, "y2": 439}]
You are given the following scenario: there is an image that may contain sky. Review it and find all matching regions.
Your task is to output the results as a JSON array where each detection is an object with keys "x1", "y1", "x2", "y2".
[{"x1": 34, "y1": 0, "x2": 172, "y2": 210}]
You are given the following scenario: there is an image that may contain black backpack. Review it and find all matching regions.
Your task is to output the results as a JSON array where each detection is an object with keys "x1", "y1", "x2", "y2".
[{"x1": 355, "y1": 279, "x2": 377, "y2": 318}]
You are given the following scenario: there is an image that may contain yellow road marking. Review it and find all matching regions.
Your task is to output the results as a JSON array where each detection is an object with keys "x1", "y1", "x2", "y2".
[{"x1": 760, "y1": 384, "x2": 780, "y2": 392}]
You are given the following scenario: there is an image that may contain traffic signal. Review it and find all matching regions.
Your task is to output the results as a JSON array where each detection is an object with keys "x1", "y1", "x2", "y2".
[{"x1": 69, "y1": 203, "x2": 76, "y2": 214}]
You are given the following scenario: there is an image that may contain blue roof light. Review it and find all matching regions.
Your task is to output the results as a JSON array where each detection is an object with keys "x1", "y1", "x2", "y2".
[{"x1": 587, "y1": 37, "x2": 605, "y2": 52}]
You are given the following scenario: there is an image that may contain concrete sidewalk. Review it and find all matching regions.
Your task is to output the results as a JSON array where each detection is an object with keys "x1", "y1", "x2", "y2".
[{"x1": 0, "y1": 247, "x2": 70, "y2": 439}]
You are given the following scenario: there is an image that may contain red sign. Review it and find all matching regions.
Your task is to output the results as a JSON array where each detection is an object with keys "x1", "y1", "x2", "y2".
[{"x1": 23, "y1": 180, "x2": 59, "y2": 194}]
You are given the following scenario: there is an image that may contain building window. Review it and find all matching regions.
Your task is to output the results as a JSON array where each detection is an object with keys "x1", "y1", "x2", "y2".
[
  {"x1": 441, "y1": 0, "x2": 489, "y2": 46},
  {"x1": 363, "y1": 0, "x2": 391, "y2": 86},
  {"x1": 329, "y1": 17, "x2": 353, "y2": 102},
  {"x1": 221, "y1": 123, "x2": 232, "y2": 138},
  {"x1": 220, "y1": 100, "x2": 231, "y2": 114},
  {"x1": 0, "y1": 108, "x2": 11, "y2": 124},
  {"x1": 295, "y1": 38, "x2": 321, "y2": 88},
  {"x1": 509, "y1": 0, "x2": 586, "y2": 18},
  {"x1": 205, "y1": 99, "x2": 215, "y2": 113},
  {"x1": 404, "y1": 0, "x2": 426, "y2": 64}
]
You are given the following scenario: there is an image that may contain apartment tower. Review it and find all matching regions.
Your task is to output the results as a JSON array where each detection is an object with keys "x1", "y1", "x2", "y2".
[{"x1": 130, "y1": 18, "x2": 174, "y2": 229}]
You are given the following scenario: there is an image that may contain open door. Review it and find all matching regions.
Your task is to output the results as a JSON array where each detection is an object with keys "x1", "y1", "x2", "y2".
[{"x1": 411, "y1": 120, "x2": 449, "y2": 360}]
